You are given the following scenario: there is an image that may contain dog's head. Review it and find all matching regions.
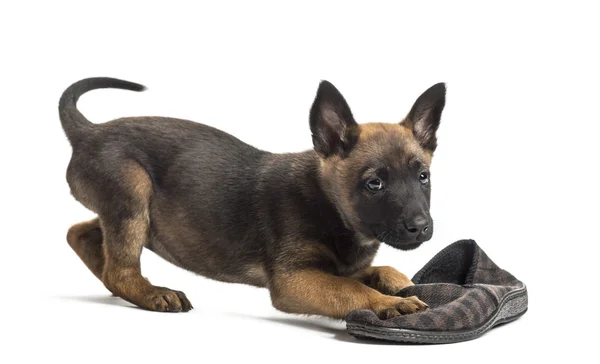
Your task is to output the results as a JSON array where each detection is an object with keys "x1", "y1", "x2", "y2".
[{"x1": 310, "y1": 81, "x2": 446, "y2": 250}]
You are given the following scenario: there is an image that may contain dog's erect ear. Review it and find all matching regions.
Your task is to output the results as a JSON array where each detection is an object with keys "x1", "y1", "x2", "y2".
[
  {"x1": 402, "y1": 83, "x2": 446, "y2": 153},
  {"x1": 309, "y1": 81, "x2": 359, "y2": 157}
]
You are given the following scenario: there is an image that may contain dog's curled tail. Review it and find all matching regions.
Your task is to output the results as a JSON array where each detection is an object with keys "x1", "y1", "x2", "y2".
[{"x1": 59, "y1": 77, "x2": 146, "y2": 144}]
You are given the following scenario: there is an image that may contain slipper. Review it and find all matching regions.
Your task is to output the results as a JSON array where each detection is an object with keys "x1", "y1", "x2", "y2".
[{"x1": 346, "y1": 239, "x2": 528, "y2": 344}]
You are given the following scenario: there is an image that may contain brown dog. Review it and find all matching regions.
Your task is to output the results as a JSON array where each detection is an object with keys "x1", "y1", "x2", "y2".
[{"x1": 60, "y1": 78, "x2": 446, "y2": 319}]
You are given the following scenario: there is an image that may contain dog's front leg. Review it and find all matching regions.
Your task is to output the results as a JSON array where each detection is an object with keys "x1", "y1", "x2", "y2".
[
  {"x1": 270, "y1": 270, "x2": 427, "y2": 319},
  {"x1": 350, "y1": 266, "x2": 415, "y2": 295}
]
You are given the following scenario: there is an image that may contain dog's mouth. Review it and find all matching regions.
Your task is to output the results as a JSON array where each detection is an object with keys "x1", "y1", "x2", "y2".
[
  {"x1": 371, "y1": 228, "x2": 430, "y2": 251},
  {"x1": 385, "y1": 240, "x2": 424, "y2": 251}
]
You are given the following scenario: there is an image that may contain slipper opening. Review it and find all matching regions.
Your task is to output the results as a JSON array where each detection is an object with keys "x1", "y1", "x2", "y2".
[{"x1": 413, "y1": 240, "x2": 478, "y2": 285}]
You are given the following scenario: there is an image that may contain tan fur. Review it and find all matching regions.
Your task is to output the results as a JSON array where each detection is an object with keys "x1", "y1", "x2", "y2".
[
  {"x1": 244, "y1": 264, "x2": 268, "y2": 287},
  {"x1": 270, "y1": 270, "x2": 426, "y2": 319},
  {"x1": 351, "y1": 266, "x2": 414, "y2": 295},
  {"x1": 123, "y1": 162, "x2": 152, "y2": 203},
  {"x1": 398, "y1": 123, "x2": 433, "y2": 164},
  {"x1": 67, "y1": 218, "x2": 104, "y2": 279},
  {"x1": 67, "y1": 176, "x2": 101, "y2": 213},
  {"x1": 358, "y1": 123, "x2": 430, "y2": 166},
  {"x1": 101, "y1": 162, "x2": 169, "y2": 310}
]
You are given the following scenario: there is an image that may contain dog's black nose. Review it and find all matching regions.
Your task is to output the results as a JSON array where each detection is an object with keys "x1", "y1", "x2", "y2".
[{"x1": 405, "y1": 216, "x2": 430, "y2": 236}]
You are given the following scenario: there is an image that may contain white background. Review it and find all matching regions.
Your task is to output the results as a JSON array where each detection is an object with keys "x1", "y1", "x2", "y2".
[{"x1": 1, "y1": 1, "x2": 598, "y2": 362}]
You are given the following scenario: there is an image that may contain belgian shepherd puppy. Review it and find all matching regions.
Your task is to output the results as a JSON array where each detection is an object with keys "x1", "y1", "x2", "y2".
[{"x1": 61, "y1": 78, "x2": 445, "y2": 319}]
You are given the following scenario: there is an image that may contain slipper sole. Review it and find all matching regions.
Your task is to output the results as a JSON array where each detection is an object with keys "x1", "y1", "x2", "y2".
[{"x1": 346, "y1": 286, "x2": 528, "y2": 344}]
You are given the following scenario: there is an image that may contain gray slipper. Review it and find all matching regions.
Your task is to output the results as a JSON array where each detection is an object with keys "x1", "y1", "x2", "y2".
[{"x1": 346, "y1": 239, "x2": 528, "y2": 344}]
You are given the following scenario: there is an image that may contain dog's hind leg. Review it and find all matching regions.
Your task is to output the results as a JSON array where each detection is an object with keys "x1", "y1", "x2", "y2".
[
  {"x1": 67, "y1": 217, "x2": 152, "y2": 288},
  {"x1": 93, "y1": 161, "x2": 193, "y2": 312},
  {"x1": 67, "y1": 217, "x2": 105, "y2": 280}
]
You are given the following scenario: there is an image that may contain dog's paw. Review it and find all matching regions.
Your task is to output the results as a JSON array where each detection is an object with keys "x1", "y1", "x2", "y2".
[
  {"x1": 371, "y1": 295, "x2": 428, "y2": 319},
  {"x1": 140, "y1": 287, "x2": 193, "y2": 312},
  {"x1": 369, "y1": 266, "x2": 414, "y2": 295}
]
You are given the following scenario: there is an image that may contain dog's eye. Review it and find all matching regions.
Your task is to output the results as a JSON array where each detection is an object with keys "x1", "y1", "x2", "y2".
[
  {"x1": 366, "y1": 178, "x2": 384, "y2": 191},
  {"x1": 419, "y1": 172, "x2": 430, "y2": 184}
]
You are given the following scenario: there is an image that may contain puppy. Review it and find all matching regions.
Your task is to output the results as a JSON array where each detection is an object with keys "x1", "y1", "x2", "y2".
[{"x1": 61, "y1": 78, "x2": 445, "y2": 319}]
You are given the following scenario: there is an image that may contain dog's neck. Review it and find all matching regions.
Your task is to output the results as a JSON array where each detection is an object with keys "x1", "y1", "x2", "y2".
[{"x1": 266, "y1": 150, "x2": 380, "y2": 270}]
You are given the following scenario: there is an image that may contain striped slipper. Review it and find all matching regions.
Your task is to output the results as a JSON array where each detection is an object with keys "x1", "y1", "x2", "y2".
[{"x1": 346, "y1": 239, "x2": 528, "y2": 344}]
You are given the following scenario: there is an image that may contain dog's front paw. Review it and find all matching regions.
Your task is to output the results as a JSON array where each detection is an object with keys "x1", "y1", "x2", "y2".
[
  {"x1": 370, "y1": 295, "x2": 428, "y2": 319},
  {"x1": 368, "y1": 266, "x2": 414, "y2": 295}
]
